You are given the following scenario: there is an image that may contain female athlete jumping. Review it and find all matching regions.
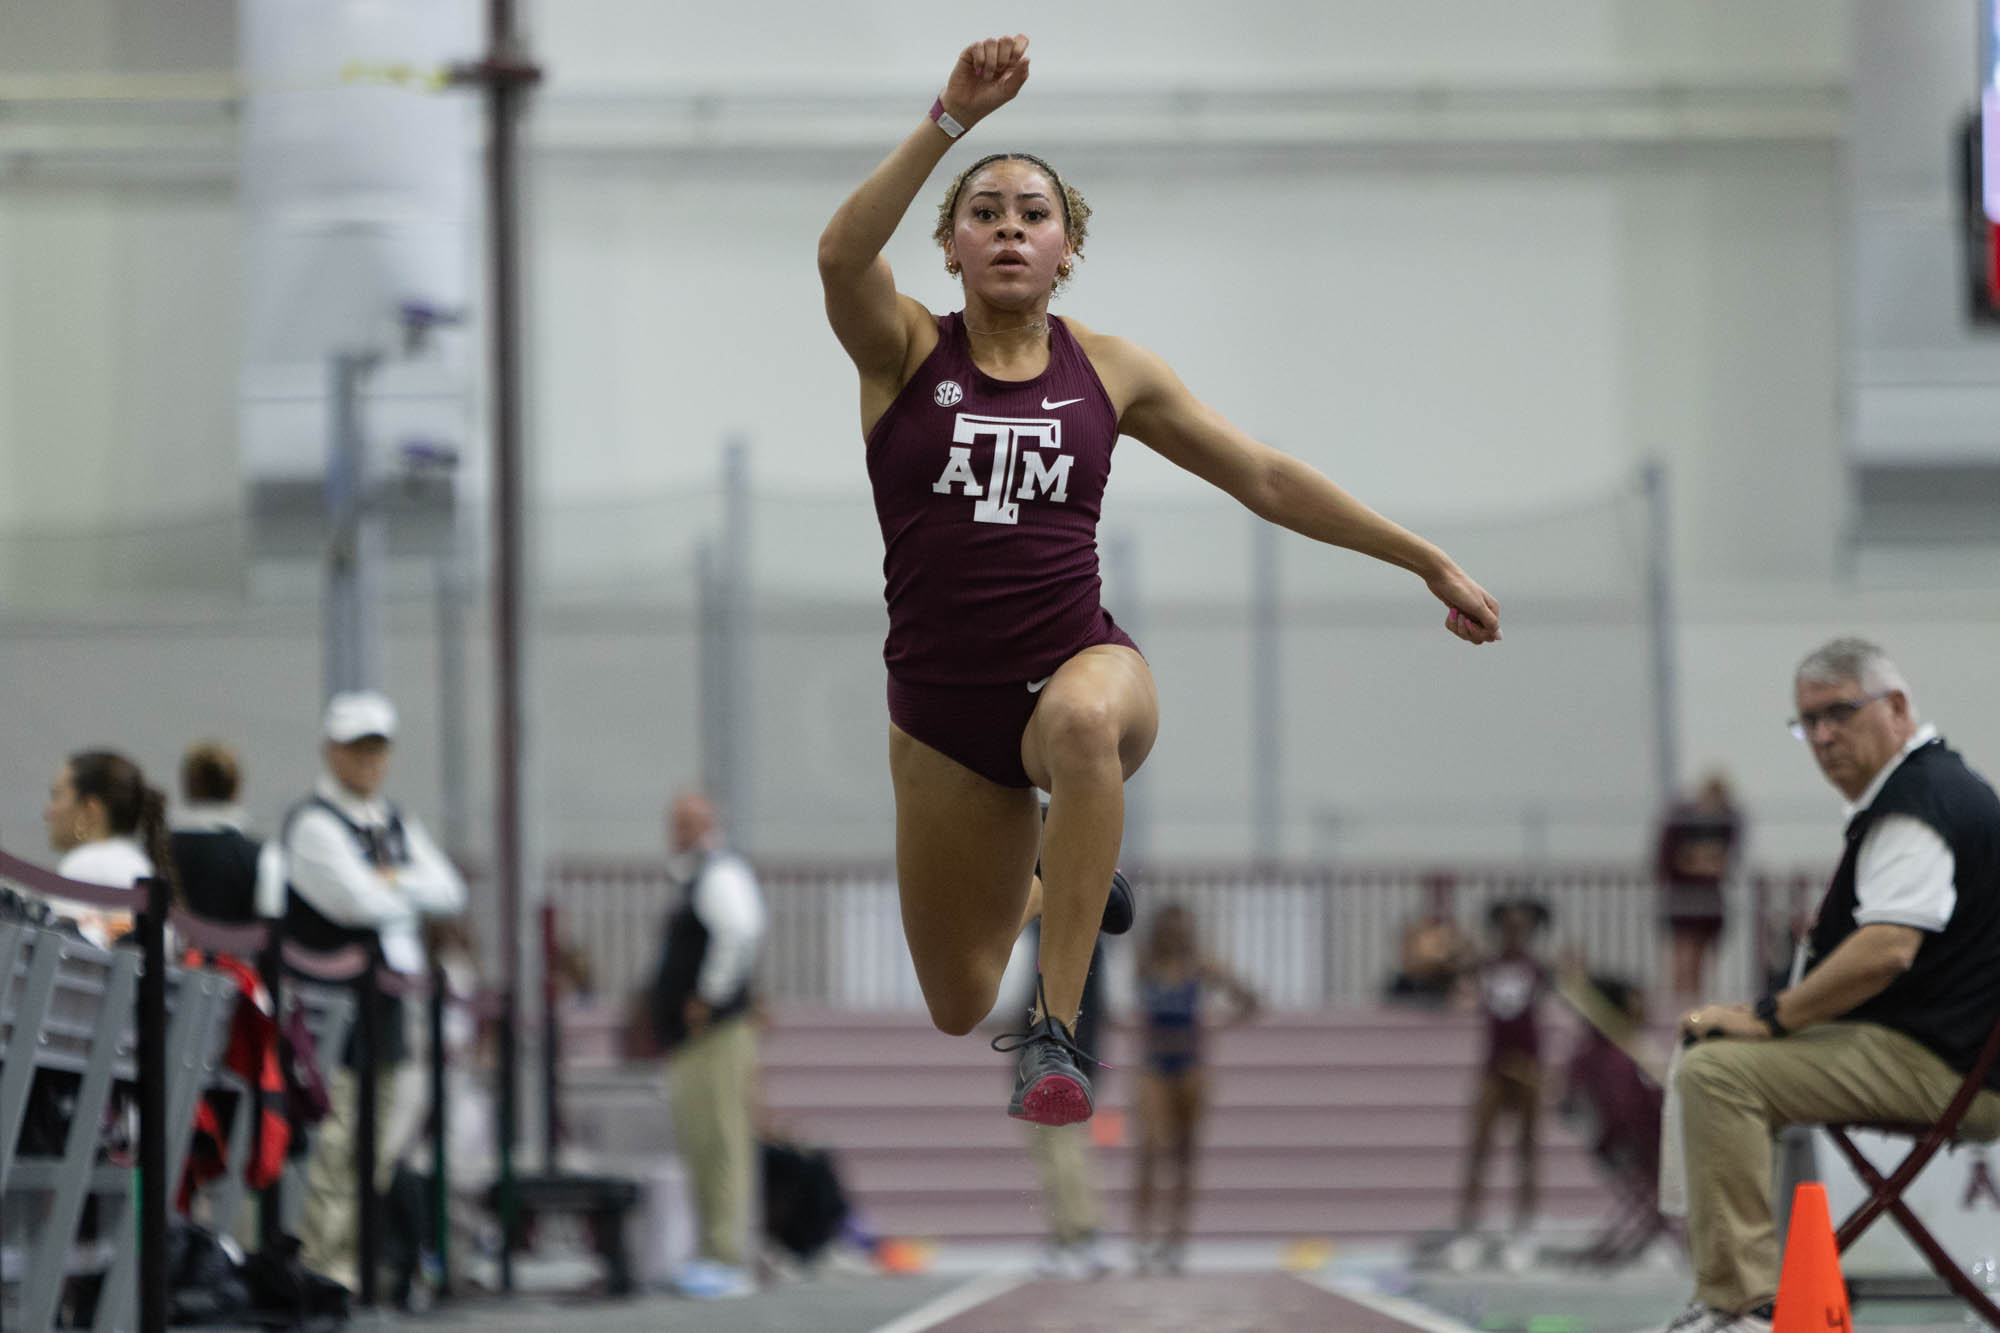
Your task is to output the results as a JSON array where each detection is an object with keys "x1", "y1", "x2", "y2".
[{"x1": 817, "y1": 34, "x2": 1501, "y2": 1125}]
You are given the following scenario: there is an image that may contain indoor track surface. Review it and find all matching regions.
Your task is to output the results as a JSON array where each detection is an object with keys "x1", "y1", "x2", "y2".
[{"x1": 292, "y1": 1250, "x2": 1977, "y2": 1333}]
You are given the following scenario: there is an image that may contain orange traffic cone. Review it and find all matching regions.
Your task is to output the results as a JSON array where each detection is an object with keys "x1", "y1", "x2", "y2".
[{"x1": 1771, "y1": 1182, "x2": 1852, "y2": 1333}]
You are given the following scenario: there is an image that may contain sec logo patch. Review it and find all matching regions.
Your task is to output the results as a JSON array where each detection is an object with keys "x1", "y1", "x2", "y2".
[{"x1": 934, "y1": 380, "x2": 964, "y2": 407}]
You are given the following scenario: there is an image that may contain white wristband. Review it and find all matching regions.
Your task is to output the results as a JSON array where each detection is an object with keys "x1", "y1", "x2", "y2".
[{"x1": 929, "y1": 94, "x2": 966, "y2": 140}]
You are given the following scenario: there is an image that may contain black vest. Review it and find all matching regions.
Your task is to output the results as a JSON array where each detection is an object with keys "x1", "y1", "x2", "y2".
[
  {"x1": 1805, "y1": 738, "x2": 2000, "y2": 1087},
  {"x1": 169, "y1": 827, "x2": 264, "y2": 924},
  {"x1": 282, "y1": 795, "x2": 413, "y2": 1066},
  {"x1": 648, "y1": 855, "x2": 755, "y2": 1054}
]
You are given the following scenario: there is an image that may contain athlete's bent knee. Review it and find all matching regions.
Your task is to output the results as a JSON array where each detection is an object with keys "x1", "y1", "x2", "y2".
[
  {"x1": 1036, "y1": 695, "x2": 1121, "y2": 775},
  {"x1": 922, "y1": 985, "x2": 996, "y2": 1038}
]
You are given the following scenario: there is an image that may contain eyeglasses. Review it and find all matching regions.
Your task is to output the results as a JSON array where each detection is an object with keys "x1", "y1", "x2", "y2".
[{"x1": 1787, "y1": 690, "x2": 1890, "y2": 740}]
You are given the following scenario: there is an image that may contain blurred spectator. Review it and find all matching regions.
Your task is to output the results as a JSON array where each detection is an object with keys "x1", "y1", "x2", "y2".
[
  {"x1": 169, "y1": 739, "x2": 283, "y2": 923},
  {"x1": 1385, "y1": 876, "x2": 1473, "y2": 1007},
  {"x1": 283, "y1": 690, "x2": 466, "y2": 1296},
  {"x1": 647, "y1": 791, "x2": 766, "y2": 1300},
  {"x1": 1012, "y1": 921, "x2": 1111, "y2": 1280},
  {"x1": 1656, "y1": 772, "x2": 1743, "y2": 1002},
  {"x1": 1448, "y1": 897, "x2": 1552, "y2": 1273},
  {"x1": 40, "y1": 748, "x2": 177, "y2": 945},
  {"x1": 1130, "y1": 904, "x2": 1259, "y2": 1275}
]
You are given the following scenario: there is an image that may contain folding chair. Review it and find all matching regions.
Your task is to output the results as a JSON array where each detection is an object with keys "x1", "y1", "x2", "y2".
[
  {"x1": 1823, "y1": 1008, "x2": 2000, "y2": 1327},
  {"x1": 0, "y1": 919, "x2": 236, "y2": 1331},
  {"x1": 88, "y1": 957, "x2": 237, "y2": 1333}
]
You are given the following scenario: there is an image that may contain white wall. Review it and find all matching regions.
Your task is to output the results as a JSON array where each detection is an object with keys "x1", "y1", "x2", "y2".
[
  {"x1": 9, "y1": 0, "x2": 1996, "y2": 880},
  {"x1": 530, "y1": 0, "x2": 1841, "y2": 85},
  {"x1": 0, "y1": 0, "x2": 239, "y2": 540}
]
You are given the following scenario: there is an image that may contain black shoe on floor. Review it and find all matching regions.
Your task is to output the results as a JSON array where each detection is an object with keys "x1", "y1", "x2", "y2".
[{"x1": 1100, "y1": 869, "x2": 1135, "y2": 936}]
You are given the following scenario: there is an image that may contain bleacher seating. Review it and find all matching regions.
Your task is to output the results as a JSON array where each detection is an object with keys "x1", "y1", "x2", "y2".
[
  {"x1": 0, "y1": 921, "x2": 236, "y2": 1330},
  {"x1": 559, "y1": 1003, "x2": 1630, "y2": 1249}
]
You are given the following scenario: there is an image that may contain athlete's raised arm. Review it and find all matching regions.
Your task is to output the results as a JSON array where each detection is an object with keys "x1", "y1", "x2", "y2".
[
  {"x1": 1087, "y1": 331, "x2": 1503, "y2": 645},
  {"x1": 817, "y1": 35, "x2": 1031, "y2": 385}
]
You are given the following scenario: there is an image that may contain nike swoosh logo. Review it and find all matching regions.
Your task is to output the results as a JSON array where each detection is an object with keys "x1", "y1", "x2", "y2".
[
  {"x1": 1041, "y1": 396, "x2": 1084, "y2": 411},
  {"x1": 1026, "y1": 676, "x2": 1052, "y2": 693}
]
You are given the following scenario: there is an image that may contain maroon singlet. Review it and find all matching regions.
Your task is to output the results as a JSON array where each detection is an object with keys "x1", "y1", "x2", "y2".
[{"x1": 866, "y1": 312, "x2": 1132, "y2": 688}]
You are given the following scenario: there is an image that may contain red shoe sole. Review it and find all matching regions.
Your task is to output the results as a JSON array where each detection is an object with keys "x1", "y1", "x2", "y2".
[{"x1": 1012, "y1": 1074, "x2": 1093, "y2": 1127}]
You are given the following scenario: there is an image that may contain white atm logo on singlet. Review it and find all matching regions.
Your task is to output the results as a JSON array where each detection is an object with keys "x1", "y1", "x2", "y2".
[{"x1": 931, "y1": 413, "x2": 1072, "y2": 525}]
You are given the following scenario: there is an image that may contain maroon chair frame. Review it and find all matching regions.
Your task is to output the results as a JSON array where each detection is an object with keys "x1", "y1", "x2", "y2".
[{"x1": 1823, "y1": 1009, "x2": 2000, "y2": 1327}]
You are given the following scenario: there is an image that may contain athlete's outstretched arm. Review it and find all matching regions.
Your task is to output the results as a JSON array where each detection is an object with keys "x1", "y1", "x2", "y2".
[
  {"x1": 816, "y1": 35, "x2": 1030, "y2": 379},
  {"x1": 1105, "y1": 336, "x2": 1502, "y2": 644}
]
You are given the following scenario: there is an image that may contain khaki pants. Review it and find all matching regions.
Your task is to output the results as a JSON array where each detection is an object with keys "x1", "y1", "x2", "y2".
[
  {"x1": 668, "y1": 1014, "x2": 759, "y2": 1266},
  {"x1": 299, "y1": 1064, "x2": 403, "y2": 1290},
  {"x1": 1025, "y1": 1123, "x2": 1099, "y2": 1244},
  {"x1": 1677, "y1": 1021, "x2": 2000, "y2": 1313}
]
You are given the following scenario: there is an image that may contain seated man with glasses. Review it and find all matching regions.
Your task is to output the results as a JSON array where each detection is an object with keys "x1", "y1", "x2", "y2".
[{"x1": 1644, "y1": 637, "x2": 2000, "y2": 1333}]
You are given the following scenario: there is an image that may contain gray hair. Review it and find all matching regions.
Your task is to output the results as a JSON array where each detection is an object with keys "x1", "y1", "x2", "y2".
[{"x1": 1795, "y1": 637, "x2": 1917, "y2": 717}]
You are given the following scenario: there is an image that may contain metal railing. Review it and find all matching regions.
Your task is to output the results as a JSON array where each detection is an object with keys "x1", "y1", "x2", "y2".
[{"x1": 543, "y1": 858, "x2": 1830, "y2": 1014}]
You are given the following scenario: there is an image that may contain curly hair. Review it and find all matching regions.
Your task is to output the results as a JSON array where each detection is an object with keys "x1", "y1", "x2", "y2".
[{"x1": 932, "y1": 152, "x2": 1092, "y2": 294}]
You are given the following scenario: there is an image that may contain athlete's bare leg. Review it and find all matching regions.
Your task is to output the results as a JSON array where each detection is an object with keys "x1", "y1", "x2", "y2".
[
  {"x1": 1131, "y1": 1070, "x2": 1165, "y2": 1255},
  {"x1": 890, "y1": 726, "x2": 1044, "y2": 1036},
  {"x1": 1165, "y1": 1070, "x2": 1207, "y2": 1260},
  {"x1": 1020, "y1": 644, "x2": 1159, "y2": 1029},
  {"x1": 1018, "y1": 873, "x2": 1043, "y2": 933}
]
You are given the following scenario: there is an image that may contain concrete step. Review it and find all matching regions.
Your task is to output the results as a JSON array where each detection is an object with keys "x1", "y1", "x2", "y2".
[
  {"x1": 858, "y1": 1188, "x2": 1620, "y2": 1242},
  {"x1": 556, "y1": 1005, "x2": 1654, "y2": 1245},
  {"x1": 563, "y1": 1008, "x2": 1615, "y2": 1075},
  {"x1": 777, "y1": 1103, "x2": 1550, "y2": 1150},
  {"x1": 835, "y1": 1145, "x2": 1606, "y2": 1194},
  {"x1": 755, "y1": 1020, "x2": 1489, "y2": 1070},
  {"x1": 761, "y1": 1064, "x2": 1488, "y2": 1110}
]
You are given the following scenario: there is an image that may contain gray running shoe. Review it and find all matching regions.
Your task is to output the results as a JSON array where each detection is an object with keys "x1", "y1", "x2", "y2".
[{"x1": 992, "y1": 978, "x2": 1097, "y2": 1126}]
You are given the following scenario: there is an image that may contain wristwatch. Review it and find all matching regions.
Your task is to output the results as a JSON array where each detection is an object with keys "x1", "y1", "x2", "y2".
[{"x1": 1755, "y1": 993, "x2": 1790, "y2": 1038}]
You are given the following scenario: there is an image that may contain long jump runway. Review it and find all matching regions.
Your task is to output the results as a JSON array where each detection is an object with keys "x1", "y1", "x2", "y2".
[{"x1": 880, "y1": 1272, "x2": 1466, "y2": 1333}]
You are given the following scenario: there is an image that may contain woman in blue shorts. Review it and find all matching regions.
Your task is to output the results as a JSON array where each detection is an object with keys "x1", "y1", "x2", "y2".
[
  {"x1": 817, "y1": 33, "x2": 1501, "y2": 1126},
  {"x1": 1131, "y1": 904, "x2": 1259, "y2": 1273}
]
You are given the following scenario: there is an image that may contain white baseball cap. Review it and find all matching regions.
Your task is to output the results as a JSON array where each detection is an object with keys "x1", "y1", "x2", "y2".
[{"x1": 323, "y1": 690, "x2": 398, "y2": 744}]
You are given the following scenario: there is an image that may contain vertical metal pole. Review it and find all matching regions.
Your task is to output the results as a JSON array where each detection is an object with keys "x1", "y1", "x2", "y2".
[
  {"x1": 135, "y1": 877, "x2": 169, "y2": 1333},
  {"x1": 461, "y1": 0, "x2": 542, "y2": 1294},
  {"x1": 436, "y1": 534, "x2": 470, "y2": 862},
  {"x1": 1104, "y1": 531, "x2": 1149, "y2": 863},
  {"x1": 540, "y1": 903, "x2": 558, "y2": 1174},
  {"x1": 697, "y1": 539, "x2": 723, "y2": 799},
  {"x1": 258, "y1": 929, "x2": 286, "y2": 1254},
  {"x1": 1251, "y1": 519, "x2": 1282, "y2": 862},
  {"x1": 720, "y1": 439, "x2": 751, "y2": 841},
  {"x1": 1642, "y1": 460, "x2": 1680, "y2": 807},
  {"x1": 326, "y1": 351, "x2": 383, "y2": 700},
  {"x1": 429, "y1": 958, "x2": 451, "y2": 1298},
  {"x1": 353, "y1": 963, "x2": 382, "y2": 1308}
]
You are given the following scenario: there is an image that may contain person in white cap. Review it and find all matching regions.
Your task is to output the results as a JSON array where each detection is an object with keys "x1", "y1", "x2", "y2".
[{"x1": 282, "y1": 689, "x2": 466, "y2": 1298}]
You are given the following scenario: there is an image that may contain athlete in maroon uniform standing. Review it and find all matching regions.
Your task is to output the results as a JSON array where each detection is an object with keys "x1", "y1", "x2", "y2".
[{"x1": 818, "y1": 34, "x2": 1502, "y2": 1126}]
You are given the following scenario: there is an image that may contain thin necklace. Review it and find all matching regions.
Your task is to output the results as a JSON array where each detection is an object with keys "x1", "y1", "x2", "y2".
[{"x1": 963, "y1": 316, "x2": 1047, "y2": 337}]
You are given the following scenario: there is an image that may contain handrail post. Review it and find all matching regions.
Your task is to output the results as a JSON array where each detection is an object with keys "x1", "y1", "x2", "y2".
[
  {"x1": 430, "y1": 956, "x2": 451, "y2": 1298},
  {"x1": 258, "y1": 917, "x2": 287, "y2": 1253},
  {"x1": 353, "y1": 949, "x2": 383, "y2": 1307},
  {"x1": 135, "y1": 875, "x2": 169, "y2": 1333}
]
